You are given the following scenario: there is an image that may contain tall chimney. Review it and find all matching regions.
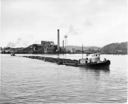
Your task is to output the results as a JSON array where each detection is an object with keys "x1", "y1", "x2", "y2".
[{"x1": 57, "y1": 29, "x2": 60, "y2": 52}]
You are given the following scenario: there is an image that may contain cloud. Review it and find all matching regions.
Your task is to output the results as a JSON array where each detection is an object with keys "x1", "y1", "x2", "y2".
[
  {"x1": 6, "y1": 42, "x2": 15, "y2": 48},
  {"x1": 1, "y1": 0, "x2": 127, "y2": 47},
  {"x1": 84, "y1": 19, "x2": 93, "y2": 27},
  {"x1": 67, "y1": 25, "x2": 79, "y2": 35}
]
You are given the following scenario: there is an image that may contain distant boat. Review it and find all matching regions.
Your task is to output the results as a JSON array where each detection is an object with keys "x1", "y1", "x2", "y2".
[{"x1": 11, "y1": 52, "x2": 15, "y2": 56}]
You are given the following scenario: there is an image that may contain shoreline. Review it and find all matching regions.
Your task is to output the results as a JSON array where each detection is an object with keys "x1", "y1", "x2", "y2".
[{"x1": 0, "y1": 53, "x2": 127, "y2": 55}]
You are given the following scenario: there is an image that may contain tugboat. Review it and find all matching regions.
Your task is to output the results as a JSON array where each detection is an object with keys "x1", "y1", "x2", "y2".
[{"x1": 78, "y1": 53, "x2": 110, "y2": 68}]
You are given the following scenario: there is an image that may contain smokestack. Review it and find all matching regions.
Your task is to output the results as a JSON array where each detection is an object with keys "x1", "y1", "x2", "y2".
[{"x1": 57, "y1": 29, "x2": 60, "y2": 52}]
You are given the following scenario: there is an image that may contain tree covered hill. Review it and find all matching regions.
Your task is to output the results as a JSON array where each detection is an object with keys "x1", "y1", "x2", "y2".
[
  {"x1": 1, "y1": 42, "x2": 127, "y2": 54},
  {"x1": 66, "y1": 45, "x2": 100, "y2": 51},
  {"x1": 100, "y1": 42, "x2": 127, "y2": 54}
]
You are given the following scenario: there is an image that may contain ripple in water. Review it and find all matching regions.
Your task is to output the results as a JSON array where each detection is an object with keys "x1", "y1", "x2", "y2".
[{"x1": 0, "y1": 54, "x2": 127, "y2": 103}]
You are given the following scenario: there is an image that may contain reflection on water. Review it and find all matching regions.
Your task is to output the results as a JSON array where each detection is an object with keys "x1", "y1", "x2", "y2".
[
  {"x1": 0, "y1": 54, "x2": 127, "y2": 103},
  {"x1": 79, "y1": 65, "x2": 110, "y2": 75},
  {"x1": 78, "y1": 66, "x2": 110, "y2": 81},
  {"x1": 79, "y1": 65, "x2": 110, "y2": 71}
]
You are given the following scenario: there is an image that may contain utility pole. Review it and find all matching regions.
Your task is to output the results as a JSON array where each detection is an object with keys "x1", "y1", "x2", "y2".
[
  {"x1": 62, "y1": 40, "x2": 65, "y2": 63},
  {"x1": 82, "y1": 44, "x2": 84, "y2": 59},
  {"x1": 64, "y1": 35, "x2": 67, "y2": 54},
  {"x1": 62, "y1": 40, "x2": 64, "y2": 54}
]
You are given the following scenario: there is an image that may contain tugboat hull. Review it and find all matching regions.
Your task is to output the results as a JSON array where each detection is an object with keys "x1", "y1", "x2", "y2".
[
  {"x1": 78, "y1": 60, "x2": 110, "y2": 69},
  {"x1": 61, "y1": 60, "x2": 110, "y2": 69}
]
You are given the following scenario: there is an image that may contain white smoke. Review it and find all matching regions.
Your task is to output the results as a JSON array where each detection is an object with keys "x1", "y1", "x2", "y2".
[
  {"x1": 6, "y1": 38, "x2": 30, "y2": 48},
  {"x1": 68, "y1": 25, "x2": 79, "y2": 35}
]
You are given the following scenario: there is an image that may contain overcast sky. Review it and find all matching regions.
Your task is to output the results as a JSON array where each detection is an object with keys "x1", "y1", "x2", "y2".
[{"x1": 1, "y1": 0, "x2": 128, "y2": 47}]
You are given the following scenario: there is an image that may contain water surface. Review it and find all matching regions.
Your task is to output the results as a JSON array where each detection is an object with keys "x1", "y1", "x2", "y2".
[{"x1": 0, "y1": 54, "x2": 127, "y2": 103}]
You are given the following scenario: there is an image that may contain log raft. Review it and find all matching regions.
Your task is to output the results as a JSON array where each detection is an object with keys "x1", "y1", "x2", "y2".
[{"x1": 23, "y1": 56, "x2": 78, "y2": 66}]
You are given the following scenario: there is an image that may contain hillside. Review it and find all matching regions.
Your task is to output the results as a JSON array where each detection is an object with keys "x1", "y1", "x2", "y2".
[
  {"x1": 1, "y1": 42, "x2": 127, "y2": 54},
  {"x1": 100, "y1": 42, "x2": 127, "y2": 54},
  {"x1": 66, "y1": 42, "x2": 127, "y2": 54},
  {"x1": 66, "y1": 45, "x2": 100, "y2": 51},
  {"x1": 65, "y1": 45, "x2": 100, "y2": 53}
]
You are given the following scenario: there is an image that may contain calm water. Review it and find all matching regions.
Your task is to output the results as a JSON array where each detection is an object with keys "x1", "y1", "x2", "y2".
[{"x1": 0, "y1": 54, "x2": 127, "y2": 103}]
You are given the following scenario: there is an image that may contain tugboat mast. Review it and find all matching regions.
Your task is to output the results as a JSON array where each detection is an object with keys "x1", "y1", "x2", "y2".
[{"x1": 82, "y1": 44, "x2": 84, "y2": 59}]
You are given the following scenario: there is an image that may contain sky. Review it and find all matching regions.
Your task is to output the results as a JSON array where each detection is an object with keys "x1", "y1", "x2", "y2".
[{"x1": 0, "y1": 0, "x2": 128, "y2": 47}]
